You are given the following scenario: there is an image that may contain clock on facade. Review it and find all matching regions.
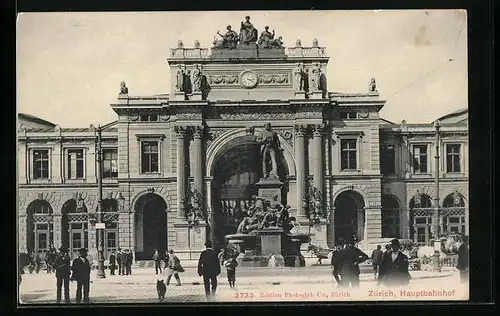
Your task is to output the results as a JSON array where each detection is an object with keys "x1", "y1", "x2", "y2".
[{"x1": 240, "y1": 70, "x2": 259, "y2": 89}]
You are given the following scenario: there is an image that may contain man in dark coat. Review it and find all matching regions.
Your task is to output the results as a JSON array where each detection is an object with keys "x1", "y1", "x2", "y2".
[
  {"x1": 371, "y1": 245, "x2": 383, "y2": 280},
  {"x1": 55, "y1": 247, "x2": 71, "y2": 303},
  {"x1": 456, "y1": 236, "x2": 469, "y2": 284},
  {"x1": 330, "y1": 245, "x2": 342, "y2": 285},
  {"x1": 70, "y1": 248, "x2": 91, "y2": 304},
  {"x1": 109, "y1": 251, "x2": 116, "y2": 276},
  {"x1": 378, "y1": 239, "x2": 411, "y2": 287},
  {"x1": 197, "y1": 241, "x2": 221, "y2": 301},
  {"x1": 116, "y1": 248, "x2": 123, "y2": 276},
  {"x1": 337, "y1": 237, "x2": 369, "y2": 288},
  {"x1": 125, "y1": 249, "x2": 133, "y2": 275}
]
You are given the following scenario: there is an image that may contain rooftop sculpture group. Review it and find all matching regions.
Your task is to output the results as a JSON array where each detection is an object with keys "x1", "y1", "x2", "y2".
[{"x1": 214, "y1": 16, "x2": 284, "y2": 49}]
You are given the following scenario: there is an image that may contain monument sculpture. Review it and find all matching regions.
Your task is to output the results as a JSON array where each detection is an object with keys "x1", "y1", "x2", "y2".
[
  {"x1": 239, "y1": 16, "x2": 258, "y2": 45},
  {"x1": 119, "y1": 81, "x2": 128, "y2": 95},
  {"x1": 215, "y1": 25, "x2": 239, "y2": 49},
  {"x1": 191, "y1": 64, "x2": 203, "y2": 92},
  {"x1": 258, "y1": 26, "x2": 275, "y2": 48},
  {"x1": 258, "y1": 123, "x2": 282, "y2": 179},
  {"x1": 222, "y1": 123, "x2": 310, "y2": 267}
]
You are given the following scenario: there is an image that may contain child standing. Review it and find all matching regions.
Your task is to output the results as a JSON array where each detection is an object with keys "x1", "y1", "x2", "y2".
[{"x1": 224, "y1": 257, "x2": 238, "y2": 288}]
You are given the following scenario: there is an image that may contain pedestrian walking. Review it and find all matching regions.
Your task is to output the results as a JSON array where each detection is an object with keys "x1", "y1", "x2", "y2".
[
  {"x1": 330, "y1": 245, "x2": 342, "y2": 285},
  {"x1": 35, "y1": 253, "x2": 42, "y2": 274},
  {"x1": 54, "y1": 247, "x2": 71, "y2": 304},
  {"x1": 337, "y1": 237, "x2": 369, "y2": 288},
  {"x1": 378, "y1": 239, "x2": 411, "y2": 287},
  {"x1": 109, "y1": 251, "x2": 116, "y2": 276},
  {"x1": 124, "y1": 249, "x2": 132, "y2": 275},
  {"x1": 197, "y1": 241, "x2": 221, "y2": 301},
  {"x1": 153, "y1": 249, "x2": 163, "y2": 275},
  {"x1": 224, "y1": 256, "x2": 238, "y2": 288},
  {"x1": 456, "y1": 235, "x2": 469, "y2": 284},
  {"x1": 165, "y1": 249, "x2": 184, "y2": 286},
  {"x1": 70, "y1": 248, "x2": 91, "y2": 304},
  {"x1": 371, "y1": 245, "x2": 383, "y2": 280},
  {"x1": 116, "y1": 248, "x2": 123, "y2": 276}
]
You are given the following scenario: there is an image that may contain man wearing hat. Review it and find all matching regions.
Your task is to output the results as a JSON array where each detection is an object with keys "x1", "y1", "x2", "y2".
[
  {"x1": 197, "y1": 241, "x2": 221, "y2": 301},
  {"x1": 378, "y1": 239, "x2": 411, "y2": 287},
  {"x1": 54, "y1": 247, "x2": 71, "y2": 303},
  {"x1": 336, "y1": 236, "x2": 369, "y2": 288},
  {"x1": 70, "y1": 248, "x2": 91, "y2": 304}
]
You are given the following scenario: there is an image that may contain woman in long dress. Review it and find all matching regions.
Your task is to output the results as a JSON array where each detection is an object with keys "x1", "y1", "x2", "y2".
[{"x1": 164, "y1": 249, "x2": 184, "y2": 286}]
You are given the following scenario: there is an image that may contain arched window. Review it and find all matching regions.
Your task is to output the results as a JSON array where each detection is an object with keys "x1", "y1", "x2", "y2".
[
  {"x1": 409, "y1": 193, "x2": 433, "y2": 246},
  {"x1": 26, "y1": 200, "x2": 54, "y2": 255},
  {"x1": 442, "y1": 192, "x2": 466, "y2": 235}
]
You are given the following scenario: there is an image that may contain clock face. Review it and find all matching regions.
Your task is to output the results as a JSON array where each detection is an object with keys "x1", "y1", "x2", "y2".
[{"x1": 240, "y1": 71, "x2": 258, "y2": 88}]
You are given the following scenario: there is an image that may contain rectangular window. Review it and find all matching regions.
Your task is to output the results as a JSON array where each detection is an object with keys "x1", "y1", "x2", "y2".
[
  {"x1": 103, "y1": 149, "x2": 118, "y2": 179},
  {"x1": 381, "y1": 145, "x2": 396, "y2": 175},
  {"x1": 67, "y1": 149, "x2": 84, "y2": 179},
  {"x1": 141, "y1": 141, "x2": 159, "y2": 173},
  {"x1": 139, "y1": 114, "x2": 158, "y2": 122},
  {"x1": 446, "y1": 144, "x2": 461, "y2": 173},
  {"x1": 412, "y1": 145, "x2": 428, "y2": 173},
  {"x1": 341, "y1": 139, "x2": 357, "y2": 170},
  {"x1": 107, "y1": 232, "x2": 117, "y2": 252},
  {"x1": 33, "y1": 149, "x2": 49, "y2": 179}
]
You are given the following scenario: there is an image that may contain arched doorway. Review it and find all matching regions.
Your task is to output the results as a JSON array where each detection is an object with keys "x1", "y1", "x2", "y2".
[
  {"x1": 409, "y1": 193, "x2": 433, "y2": 245},
  {"x1": 333, "y1": 190, "x2": 365, "y2": 244},
  {"x1": 442, "y1": 192, "x2": 466, "y2": 235},
  {"x1": 134, "y1": 193, "x2": 167, "y2": 259},
  {"x1": 61, "y1": 198, "x2": 89, "y2": 259},
  {"x1": 211, "y1": 136, "x2": 289, "y2": 251},
  {"x1": 101, "y1": 198, "x2": 119, "y2": 259},
  {"x1": 381, "y1": 195, "x2": 400, "y2": 238},
  {"x1": 26, "y1": 200, "x2": 54, "y2": 256}
]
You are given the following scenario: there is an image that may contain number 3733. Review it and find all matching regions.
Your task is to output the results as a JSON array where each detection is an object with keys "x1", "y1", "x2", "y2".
[{"x1": 234, "y1": 292, "x2": 255, "y2": 299}]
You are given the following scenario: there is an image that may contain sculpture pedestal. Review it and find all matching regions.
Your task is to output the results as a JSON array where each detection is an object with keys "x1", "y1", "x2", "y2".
[
  {"x1": 174, "y1": 91, "x2": 186, "y2": 101},
  {"x1": 309, "y1": 90, "x2": 323, "y2": 99},
  {"x1": 294, "y1": 91, "x2": 306, "y2": 99},
  {"x1": 256, "y1": 177, "x2": 283, "y2": 208},
  {"x1": 190, "y1": 92, "x2": 202, "y2": 100},
  {"x1": 260, "y1": 228, "x2": 285, "y2": 267}
]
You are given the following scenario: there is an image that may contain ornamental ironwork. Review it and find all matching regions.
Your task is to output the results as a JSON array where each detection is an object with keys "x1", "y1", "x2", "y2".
[{"x1": 32, "y1": 214, "x2": 54, "y2": 223}]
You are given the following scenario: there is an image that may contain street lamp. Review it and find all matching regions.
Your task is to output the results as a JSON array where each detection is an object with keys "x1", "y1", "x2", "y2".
[{"x1": 95, "y1": 125, "x2": 106, "y2": 279}]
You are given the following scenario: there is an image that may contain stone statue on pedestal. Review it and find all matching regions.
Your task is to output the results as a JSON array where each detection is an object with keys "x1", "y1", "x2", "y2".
[
  {"x1": 239, "y1": 16, "x2": 258, "y2": 45},
  {"x1": 310, "y1": 63, "x2": 322, "y2": 91},
  {"x1": 257, "y1": 123, "x2": 282, "y2": 179},
  {"x1": 293, "y1": 63, "x2": 306, "y2": 91},
  {"x1": 369, "y1": 78, "x2": 377, "y2": 92},
  {"x1": 119, "y1": 81, "x2": 128, "y2": 95},
  {"x1": 191, "y1": 65, "x2": 203, "y2": 92},
  {"x1": 175, "y1": 65, "x2": 186, "y2": 92}
]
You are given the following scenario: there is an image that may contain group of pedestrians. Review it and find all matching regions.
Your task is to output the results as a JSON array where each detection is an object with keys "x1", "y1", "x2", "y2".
[
  {"x1": 108, "y1": 248, "x2": 133, "y2": 276},
  {"x1": 330, "y1": 237, "x2": 412, "y2": 288}
]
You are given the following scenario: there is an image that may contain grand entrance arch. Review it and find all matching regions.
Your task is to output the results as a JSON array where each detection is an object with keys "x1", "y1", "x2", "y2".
[
  {"x1": 210, "y1": 135, "x2": 289, "y2": 250},
  {"x1": 333, "y1": 190, "x2": 365, "y2": 244},
  {"x1": 134, "y1": 193, "x2": 168, "y2": 259}
]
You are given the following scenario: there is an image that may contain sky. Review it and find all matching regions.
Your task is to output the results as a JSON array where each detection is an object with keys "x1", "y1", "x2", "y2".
[{"x1": 16, "y1": 10, "x2": 468, "y2": 127}]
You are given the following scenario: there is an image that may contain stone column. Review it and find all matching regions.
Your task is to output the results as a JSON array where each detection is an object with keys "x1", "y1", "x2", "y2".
[
  {"x1": 192, "y1": 126, "x2": 204, "y2": 197},
  {"x1": 312, "y1": 124, "x2": 325, "y2": 200},
  {"x1": 295, "y1": 125, "x2": 308, "y2": 218},
  {"x1": 175, "y1": 126, "x2": 189, "y2": 218},
  {"x1": 53, "y1": 214, "x2": 62, "y2": 249}
]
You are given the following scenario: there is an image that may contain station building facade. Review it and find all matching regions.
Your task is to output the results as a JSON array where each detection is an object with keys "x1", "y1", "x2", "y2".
[{"x1": 17, "y1": 41, "x2": 468, "y2": 260}]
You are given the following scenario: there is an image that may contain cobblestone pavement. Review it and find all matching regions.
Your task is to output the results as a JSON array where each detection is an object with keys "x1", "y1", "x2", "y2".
[{"x1": 19, "y1": 268, "x2": 467, "y2": 304}]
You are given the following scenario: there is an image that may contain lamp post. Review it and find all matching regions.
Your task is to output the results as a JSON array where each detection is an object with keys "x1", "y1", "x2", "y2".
[
  {"x1": 433, "y1": 120, "x2": 441, "y2": 238},
  {"x1": 95, "y1": 125, "x2": 106, "y2": 279}
]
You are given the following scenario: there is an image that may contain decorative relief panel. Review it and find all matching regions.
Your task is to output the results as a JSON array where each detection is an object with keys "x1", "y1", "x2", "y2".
[
  {"x1": 206, "y1": 70, "x2": 291, "y2": 88},
  {"x1": 216, "y1": 112, "x2": 296, "y2": 121},
  {"x1": 276, "y1": 129, "x2": 294, "y2": 148},
  {"x1": 207, "y1": 129, "x2": 227, "y2": 147}
]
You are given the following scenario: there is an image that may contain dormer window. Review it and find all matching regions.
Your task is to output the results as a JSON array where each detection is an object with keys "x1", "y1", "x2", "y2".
[{"x1": 139, "y1": 114, "x2": 158, "y2": 122}]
